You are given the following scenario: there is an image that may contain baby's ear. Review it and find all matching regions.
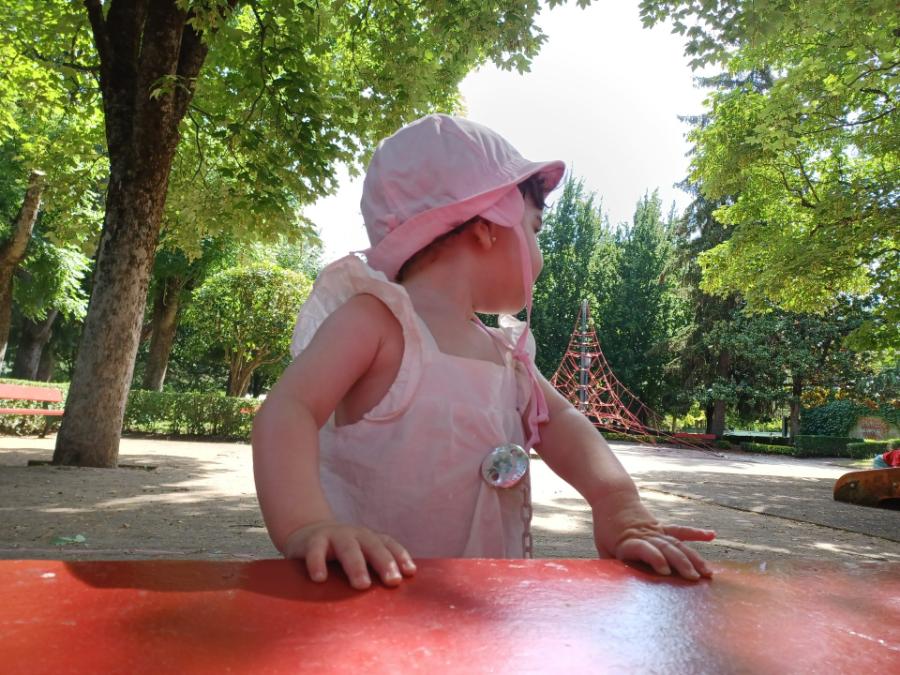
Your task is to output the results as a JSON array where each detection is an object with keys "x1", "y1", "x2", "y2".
[{"x1": 470, "y1": 218, "x2": 495, "y2": 250}]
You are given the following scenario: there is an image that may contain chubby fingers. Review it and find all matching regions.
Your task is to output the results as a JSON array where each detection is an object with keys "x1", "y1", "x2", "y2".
[
  {"x1": 303, "y1": 530, "x2": 332, "y2": 583},
  {"x1": 615, "y1": 535, "x2": 712, "y2": 580},
  {"x1": 332, "y1": 533, "x2": 376, "y2": 589},
  {"x1": 662, "y1": 525, "x2": 717, "y2": 542},
  {"x1": 380, "y1": 534, "x2": 418, "y2": 579},
  {"x1": 615, "y1": 538, "x2": 671, "y2": 576},
  {"x1": 304, "y1": 528, "x2": 417, "y2": 590},
  {"x1": 649, "y1": 535, "x2": 712, "y2": 579},
  {"x1": 358, "y1": 533, "x2": 417, "y2": 588}
]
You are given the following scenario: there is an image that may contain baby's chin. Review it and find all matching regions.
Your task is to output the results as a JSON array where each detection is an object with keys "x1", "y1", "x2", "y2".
[{"x1": 473, "y1": 287, "x2": 530, "y2": 317}]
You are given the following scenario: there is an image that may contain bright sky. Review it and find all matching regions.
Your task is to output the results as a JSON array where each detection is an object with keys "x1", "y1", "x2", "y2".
[{"x1": 307, "y1": 1, "x2": 712, "y2": 263}]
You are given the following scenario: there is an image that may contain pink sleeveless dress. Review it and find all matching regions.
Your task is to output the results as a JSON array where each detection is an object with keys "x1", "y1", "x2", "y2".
[{"x1": 291, "y1": 255, "x2": 539, "y2": 558}]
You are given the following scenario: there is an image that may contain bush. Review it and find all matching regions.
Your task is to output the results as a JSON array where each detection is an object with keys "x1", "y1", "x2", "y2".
[
  {"x1": 793, "y1": 435, "x2": 855, "y2": 457},
  {"x1": 601, "y1": 431, "x2": 659, "y2": 444},
  {"x1": 740, "y1": 436, "x2": 864, "y2": 458},
  {"x1": 0, "y1": 380, "x2": 258, "y2": 440},
  {"x1": 801, "y1": 400, "x2": 899, "y2": 437},
  {"x1": 123, "y1": 390, "x2": 259, "y2": 440},
  {"x1": 713, "y1": 439, "x2": 733, "y2": 450},
  {"x1": 846, "y1": 441, "x2": 884, "y2": 459},
  {"x1": 740, "y1": 442, "x2": 796, "y2": 456},
  {"x1": 0, "y1": 378, "x2": 69, "y2": 436},
  {"x1": 723, "y1": 434, "x2": 792, "y2": 447},
  {"x1": 846, "y1": 439, "x2": 900, "y2": 459}
]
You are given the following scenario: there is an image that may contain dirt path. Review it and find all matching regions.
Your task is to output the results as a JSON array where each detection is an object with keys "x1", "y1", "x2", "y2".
[{"x1": 1, "y1": 435, "x2": 898, "y2": 564}]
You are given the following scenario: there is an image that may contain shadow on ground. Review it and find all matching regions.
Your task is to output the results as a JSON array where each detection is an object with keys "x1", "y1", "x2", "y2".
[
  {"x1": 531, "y1": 487, "x2": 900, "y2": 564},
  {"x1": 0, "y1": 444, "x2": 277, "y2": 560},
  {"x1": 4, "y1": 438, "x2": 900, "y2": 565},
  {"x1": 634, "y1": 471, "x2": 900, "y2": 541}
]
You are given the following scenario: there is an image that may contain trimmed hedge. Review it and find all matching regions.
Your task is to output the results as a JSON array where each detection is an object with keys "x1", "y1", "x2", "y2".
[
  {"x1": 601, "y1": 432, "x2": 660, "y2": 444},
  {"x1": 846, "y1": 439, "x2": 900, "y2": 459},
  {"x1": 723, "y1": 434, "x2": 792, "y2": 447},
  {"x1": 0, "y1": 378, "x2": 69, "y2": 435},
  {"x1": 123, "y1": 390, "x2": 259, "y2": 440},
  {"x1": 793, "y1": 435, "x2": 855, "y2": 457},
  {"x1": 740, "y1": 436, "x2": 874, "y2": 458},
  {"x1": 0, "y1": 379, "x2": 259, "y2": 441},
  {"x1": 740, "y1": 442, "x2": 797, "y2": 456}
]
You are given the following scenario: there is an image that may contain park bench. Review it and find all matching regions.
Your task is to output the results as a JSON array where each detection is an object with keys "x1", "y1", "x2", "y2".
[
  {"x1": 672, "y1": 432, "x2": 716, "y2": 441},
  {"x1": 0, "y1": 382, "x2": 65, "y2": 436}
]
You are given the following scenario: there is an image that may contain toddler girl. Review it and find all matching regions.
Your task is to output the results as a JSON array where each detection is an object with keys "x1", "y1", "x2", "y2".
[{"x1": 253, "y1": 114, "x2": 715, "y2": 590}]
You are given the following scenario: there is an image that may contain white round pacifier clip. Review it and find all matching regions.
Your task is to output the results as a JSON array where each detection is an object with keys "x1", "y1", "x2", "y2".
[
  {"x1": 481, "y1": 443, "x2": 529, "y2": 487},
  {"x1": 481, "y1": 443, "x2": 533, "y2": 556}
]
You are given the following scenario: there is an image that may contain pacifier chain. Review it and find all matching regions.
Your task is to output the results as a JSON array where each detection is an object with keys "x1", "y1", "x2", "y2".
[{"x1": 481, "y1": 443, "x2": 533, "y2": 558}]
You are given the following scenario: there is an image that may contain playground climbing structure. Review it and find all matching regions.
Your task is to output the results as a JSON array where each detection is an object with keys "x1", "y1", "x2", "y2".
[{"x1": 550, "y1": 301, "x2": 712, "y2": 450}]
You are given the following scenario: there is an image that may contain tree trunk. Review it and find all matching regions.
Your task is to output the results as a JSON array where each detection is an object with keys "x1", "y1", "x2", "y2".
[
  {"x1": 709, "y1": 400, "x2": 727, "y2": 437},
  {"x1": 53, "y1": 168, "x2": 171, "y2": 466},
  {"x1": 0, "y1": 170, "x2": 46, "y2": 366},
  {"x1": 36, "y1": 344, "x2": 56, "y2": 382},
  {"x1": 250, "y1": 372, "x2": 264, "y2": 398},
  {"x1": 706, "y1": 350, "x2": 732, "y2": 437},
  {"x1": 54, "y1": 2, "x2": 215, "y2": 467},
  {"x1": 789, "y1": 373, "x2": 803, "y2": 438},
  {"x1": 11, "y1": 309, "x2": 58, "y2": 381},
  {"x1": 228, "y1": 347, "x2": 276, "y2": 398},
  {"x1": 227, "y1": 361, "x2": 255, "y2": 398},
  {"x1": 141, "y1": 275, "x2": 183, "y2": 391}
]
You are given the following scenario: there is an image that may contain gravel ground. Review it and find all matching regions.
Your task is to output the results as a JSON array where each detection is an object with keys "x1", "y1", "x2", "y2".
[{"x1": 1, "y1": 435, "x2": 898, "y2": 564}]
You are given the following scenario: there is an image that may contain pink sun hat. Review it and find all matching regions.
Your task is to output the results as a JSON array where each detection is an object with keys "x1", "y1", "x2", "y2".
[{"x1": 360, "y1": 114, "x2": 565, "y2": 280}]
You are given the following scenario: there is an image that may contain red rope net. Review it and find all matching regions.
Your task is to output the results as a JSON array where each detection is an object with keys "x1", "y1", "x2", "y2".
[{"x1": 549, "y1": 302, "x2": 713, "y2": 450}]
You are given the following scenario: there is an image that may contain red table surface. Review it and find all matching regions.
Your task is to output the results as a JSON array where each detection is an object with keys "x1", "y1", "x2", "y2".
[{"x1": 1, "y1": 558, "x2": 899, "y2": 674}]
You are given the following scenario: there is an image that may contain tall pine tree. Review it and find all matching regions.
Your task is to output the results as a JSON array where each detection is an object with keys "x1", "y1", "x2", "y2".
[
  {"x1": 531, "y1": 177, "x2": 610, "y2": 376},
  {"x1": 599, "y1": 191, "x2": 679, "y2": 414}
]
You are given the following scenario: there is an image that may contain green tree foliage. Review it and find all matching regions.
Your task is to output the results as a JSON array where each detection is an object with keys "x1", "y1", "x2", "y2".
[
  {"x1": 0, "y1": 144, "x2": 94, "y2": 371},
  {"x1": 692, "y1": 307, "x2": 868, "y2": 434},
  {"x1": 14, "y1": 236, "x2": 90, "y2": 323},
  {"x1": 671, "y1": 177, "x2": 879, "y2": 434},
  {"x1": 0, "y1": 8, "x2": 106, "y2": 252},
  {"x1": 531, "y1": 177, "x2": 611, "y2": 376},
  {"x1": 669, "y1": 176, "x2": 752, "y2": 433},
  {"x1": 772, "y1": 303, "x2": 871, "y2": 432},
  {"x1": 599, "y1": 191, "x2": 681, "y2": 412},
  {"x1": 183, "y1": 263, "x2": 312, "y2": 397},
  {"x1": 136, "y1": 236, "x2": 240, "y2": 391},
  {"x1": 139, "y1": 232, "x2": 322, "y2": 391},
  {"x1": 2, "y1": 0, "x2": 592, "y2": 466},
  {"x1": 640, "y1": 0, "x2": 899, "y2": 350},
  {"x1": 1, "y1": 10, "x2": 103, "y2": 379},
  {"x1": 531, "y1": 182, "x2": 686, "y2": 416}
]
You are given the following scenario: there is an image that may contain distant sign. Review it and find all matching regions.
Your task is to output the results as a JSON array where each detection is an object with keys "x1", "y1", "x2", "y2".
[{"x1": 852, "y1": 416, "x2": 898, "y2": 441}]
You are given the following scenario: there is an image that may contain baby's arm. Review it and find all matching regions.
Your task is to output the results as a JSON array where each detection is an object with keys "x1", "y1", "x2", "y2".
[
  {"x1": 252, "y1": 294, "x2": 416, "y2": 589},
  {"x1": 533, "y1": 374, "x2": 715, "y2": 580}
]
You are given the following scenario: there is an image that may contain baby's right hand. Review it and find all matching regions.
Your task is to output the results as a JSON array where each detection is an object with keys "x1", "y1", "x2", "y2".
[{"x1": 283, "y1": 520, "x2": 417, "y2": 590}]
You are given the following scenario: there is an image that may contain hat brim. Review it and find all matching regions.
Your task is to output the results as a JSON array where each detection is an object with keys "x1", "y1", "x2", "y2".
[{"x1": 364, "y1": 158, "x2": 565, "y2": 280}]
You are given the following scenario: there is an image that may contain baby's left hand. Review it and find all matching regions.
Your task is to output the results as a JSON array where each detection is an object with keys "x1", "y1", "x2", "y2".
[
  {"x1": 610, "y1": 524, "x2": 716, "y2": 580},
  {"x1": 593, "y1": 501, "x2": 716, "y2": 580}
]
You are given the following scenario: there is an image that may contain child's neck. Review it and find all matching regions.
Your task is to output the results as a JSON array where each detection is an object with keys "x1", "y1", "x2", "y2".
[
  {"x1": 399, "y1": 262, "x2": 507, "y2": 365},
  {"x1": 401, "y1": 273, "x2": 476, "y2": 328}
]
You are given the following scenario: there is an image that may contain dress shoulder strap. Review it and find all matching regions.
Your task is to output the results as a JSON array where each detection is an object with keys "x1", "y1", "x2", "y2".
[{"x1": 291, "y1": 254, "x2": 425, "y2": 420}]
